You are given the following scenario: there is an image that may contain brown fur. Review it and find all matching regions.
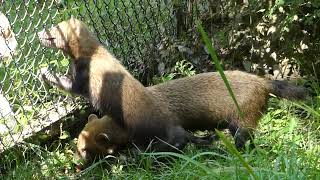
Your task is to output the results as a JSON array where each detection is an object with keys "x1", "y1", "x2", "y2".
[
  {"x1": 37, "y1": 18, "x2": 308, "y2": 166},
  {"x1": 75, "y1": 114, "x2": 129, "y2": 164},
  {"x1": 75, "y1": 71, "x2": 307, "y2": 166},
  {"x1": 150, "y1": 71, "x2": 268, "y2": 130},
  {"x1": 38, "y1": 18, "x2": 193, "y2": 150}
]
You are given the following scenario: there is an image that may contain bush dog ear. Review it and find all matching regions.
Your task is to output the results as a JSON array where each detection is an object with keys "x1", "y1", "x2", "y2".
[
  {"x1": 95, "y1": 133, "x2": 110, "y2": 144},
  {"x1": 87, "y1": 114, "x2": 98, "y2": 122}
]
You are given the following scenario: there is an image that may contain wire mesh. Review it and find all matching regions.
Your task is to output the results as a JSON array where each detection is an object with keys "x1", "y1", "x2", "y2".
[{"x1": 0, "y1": 0, "x2": 176, "y2": 154}]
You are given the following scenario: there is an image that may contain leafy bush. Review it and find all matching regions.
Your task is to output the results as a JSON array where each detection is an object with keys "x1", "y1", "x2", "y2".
[{"x1": 160, "y1": 0, "x2": 320, "y2": 80}]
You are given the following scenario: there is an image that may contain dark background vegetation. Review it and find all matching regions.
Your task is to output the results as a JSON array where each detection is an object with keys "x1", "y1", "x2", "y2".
[
  {"x1": 0, "y1": 0, "x2": 319, "y2": 179},
  {"x1": 150, "y1": 0, "x2": 320, "y2": 82}
]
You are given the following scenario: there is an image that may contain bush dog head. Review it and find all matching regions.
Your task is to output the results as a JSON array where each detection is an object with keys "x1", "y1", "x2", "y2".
[
  {"x1": 75, "y1": 114, "x2": 129, "y2": 168},
  {"x1": 37, "y1": 17, "x2": 102, "y2": 59}
]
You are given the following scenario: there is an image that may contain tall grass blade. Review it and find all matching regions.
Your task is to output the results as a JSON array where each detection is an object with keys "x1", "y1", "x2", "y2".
[
  {"x1": 215, "y1": 130, "x2": 258, "y2": 180},
  {"x1": 292, "y1": 102, "x2": 320, "y2": 117},
  {"x1": 196, "y1": 22, "x2": 244, "y2": 119}
]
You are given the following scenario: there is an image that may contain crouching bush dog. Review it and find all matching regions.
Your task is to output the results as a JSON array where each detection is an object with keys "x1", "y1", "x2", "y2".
[{"x1": 37, "y1": 18, "x2": 308, "y2": 170}]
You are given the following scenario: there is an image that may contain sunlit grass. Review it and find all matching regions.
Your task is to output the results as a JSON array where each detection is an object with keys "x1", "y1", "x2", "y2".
[
  {"x1": 2, "y1": 95, "x2": 319, "y2": 179},
  {"x1": 1, "y1": 1, "x2": 319, "y2": 180}
]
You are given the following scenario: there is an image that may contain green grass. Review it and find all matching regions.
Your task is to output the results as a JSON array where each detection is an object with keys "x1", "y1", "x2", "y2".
[
  {"x1": 3, "y1": 19, "x2": 319, "y2": 179},
  {"x1": 0, "y1": 1, "x2": 319, "y2": 179},
  {"x1": 0, "y1": 0, "x2": 80, "y2": 151},
  {"x1": 2, "y1": 95, "x2": 319, "y2": 179}
]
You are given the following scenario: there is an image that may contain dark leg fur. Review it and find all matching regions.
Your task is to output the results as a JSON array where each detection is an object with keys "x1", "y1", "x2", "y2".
[
  {"x1": 145, "y1": 126, "x2": 190, "y2": 153},
  {"x1": 135, "y1": 126, "x2": 215, "y2": 153},
  {"x1": 167, "y1": 126, "x2": 215, "y2": 150},
  {"x1": 228, "y1": 122, "x2": 255, "y2": 150}
]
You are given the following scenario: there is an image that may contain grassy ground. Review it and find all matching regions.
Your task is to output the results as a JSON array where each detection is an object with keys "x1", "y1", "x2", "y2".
[
  {"x1": 0, "y1": 1, "x2": 319, "y2": 179},
  {"x1": 2, "y1": 89, "x2": 319, "y2": 179}
]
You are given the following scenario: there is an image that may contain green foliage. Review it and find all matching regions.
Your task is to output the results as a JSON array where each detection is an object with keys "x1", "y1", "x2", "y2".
[
  {"x1": 174, "y1": 60, "x2": 196, "y2": 77},
  {"x1": 152, "y1": 59, "x2": 195, "y2": 84},
  {"x1": 3, "y1": 96, "x2": 319, "y2": 179},
  {"x1": 2, "y1": 77, "x2": 319, "y2": 179},
  {"x1": 246, "y1": 0, "x2": 320, "y2": 77},
  {"x1": 0, "y1": 1, "x2": 319, "y2": 179},
  {"x1": 152, "y1": 73, "x2": 176, "y2": 84},
  {"x1": 215, "y1": 130, "x2": 258, "y2": 180},
  {"x1": 166, "y1": 0, "x2": 320, "y2": 79}
]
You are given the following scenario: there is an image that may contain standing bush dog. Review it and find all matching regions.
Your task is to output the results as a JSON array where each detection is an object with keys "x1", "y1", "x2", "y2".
[
  {"x1": 37, "y1": 18, "x2": 210, "y2": 152},
  {"x1": 74, "y1": 71, "x2": 308, "y2": 167},
  {"x1": 37, "y1": 18, "x2": 307, "y2": 162}
]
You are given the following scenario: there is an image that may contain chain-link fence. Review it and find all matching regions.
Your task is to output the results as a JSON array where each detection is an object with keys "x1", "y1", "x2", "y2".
[{"x1": 0, "y1": 0, "x2": 180, "y2": 157}]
